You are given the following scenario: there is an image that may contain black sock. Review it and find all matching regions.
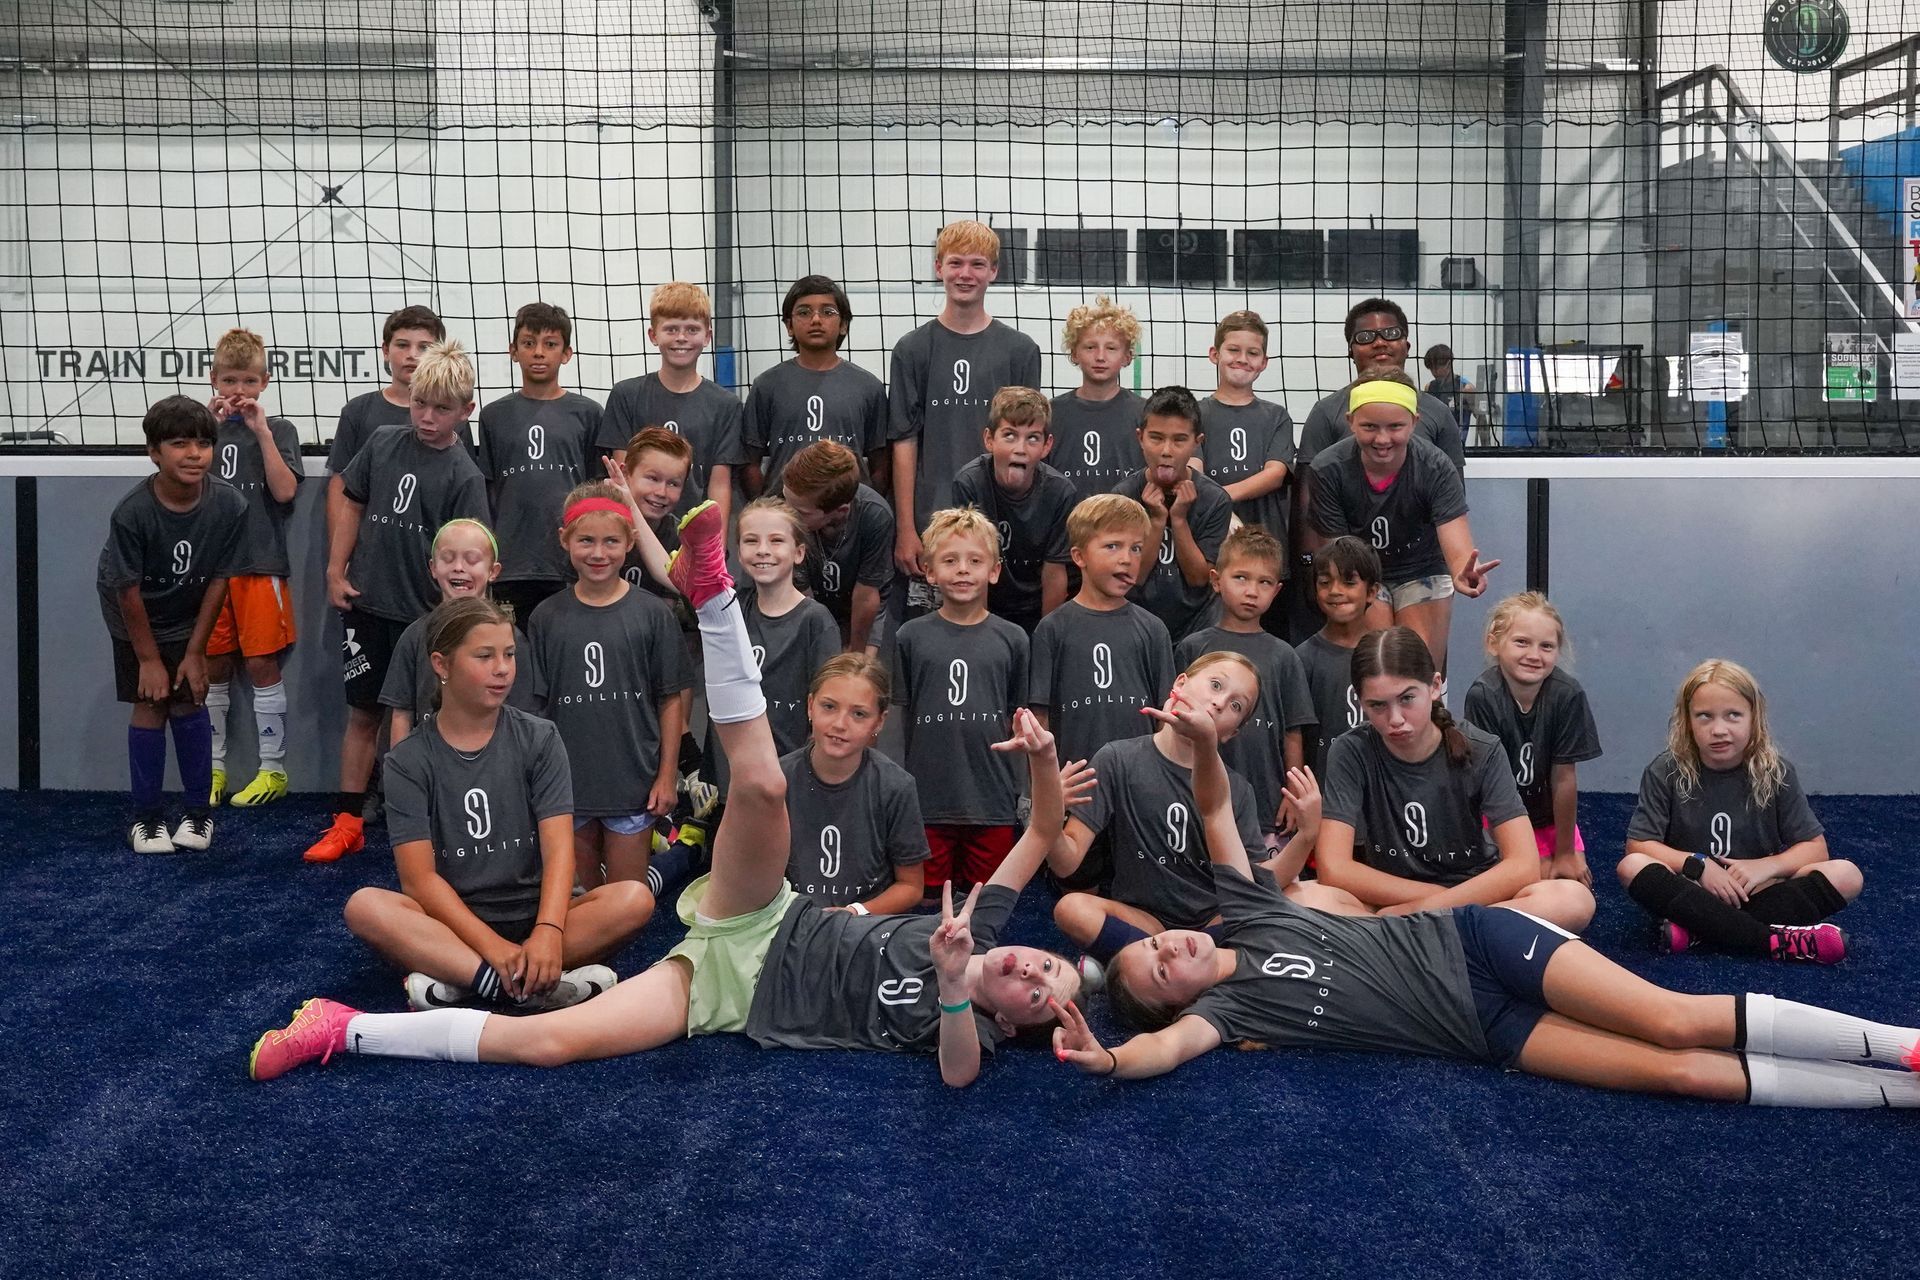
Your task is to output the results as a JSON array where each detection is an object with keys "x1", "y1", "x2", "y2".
[
  {"x1": 1742, "y1": 871, "x2": 1846, "y2": 925},
  {"x1": 471, "y1": 961, "x2": 503, "y2": 1002},
  {"x1": 646, "y1": 841, "x2": 694, "y2": 897},
  {"x1": 1626, "y1": 863, "x2": 1773, "y2": 954},
  {"x1": 335, "y1": 790, "x2": 366, "y2": 817}
]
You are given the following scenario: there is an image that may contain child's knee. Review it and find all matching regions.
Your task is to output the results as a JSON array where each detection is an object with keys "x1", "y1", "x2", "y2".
[
  {"x1": 1615, "y1": 852, "x2": 1653, "y2": 888},
  {"x1": 1052, "y1": 893, "x2": 1105, "y2": 944},
  {"x1": 729, "y1": 758, "x2": 786, "y2": 811},
  {"x1": 1520, "y1": 879, "x2": 1595, "y2": 932},
  {"x1": 343, "y1": 886, "x2": 400, "y2": 937},
  {"x1": 1812, "y1": 859, "x2": 1864, "y2": 901},
  {"x1": 244, "y1": 654, "x2": 281, "y2": 685},
  {"x1": 606, "y1": 879, "x2": 657, "y2": 929}
]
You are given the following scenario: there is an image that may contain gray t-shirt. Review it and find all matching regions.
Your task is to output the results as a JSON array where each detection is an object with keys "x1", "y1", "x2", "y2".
[
  {"x1": 1309, "y1": 435, "x2": 1469, "y2": 586},
  {"x1": 744, "y1": 883, "x2": 1016, "y2": 1054},
  {"x1": 328, "y1": 390, "x2": 473, "y2": 473},
  {"x1": 1199, "y1": 396, "x2": 1295, "y2": 546},
  {"x1": 701, "y1": 589, "x2": 840, "y2": 795},
  {"x1": 97, "y1": 478, "x2": 250, "y2": 643},
  {"x1": 1050, "y1": 389, "x2": 1145, "y2": 505},
  {"x1": 597, "y1": 373, "x2": 747, "y2": 515},
  {"x1": 1189, "y1": 866, "x2": 1491, "y2": 1063},
  {"x1": 1298, "y1": 386, "x2": 1465, "y2": 474},
  {"x1": 889, "y1": 319, "x2": 1043, "y2": 531},
  {"x1": 807, "y1": 483, "x2": 895, "y2": 634},
  {"x1": 1177, "y1": 627, "x2": 1316, "y2": 831},
  {"x1": 476, "y1": 391, "x2": 600, "y2": 583},
  {"x1": 526, "y1": 587, "x2": 692, "y2": 818},
  {"x1": 1029, "y1": 600, "x2": 1175, "y2": 770},
  {"x1": 1625, "y1": 751, "x2": 1823, "y2": 860},
  {"x1": 950, "y1": 454, "x2": 1076, "y2": 633},
  {"x1": 779, "y1": 746, "x2": 930, "y2": 904},
  {"x1": 891, "y1": 612, "x2": 1029, "y2": 825},
  {"x1": 341, "y1": 425, "x2": 490, "y2": 622},
  {"x1": 1321, "y1": 722, "x2": 1528, "y2": 886},
  {"x1": 744, "y1": 359, "x2": 888, "y2": 493},
  {"x1": 384, "y1": 705, "x2": 573, "y2": 925},
  {"x1": 379, "y1": 617, "x2": 538, "y2": 719},
  {"x1": 1298, "y1": 630, "x2": 1363, "y2": 781},
  {"x1": 213, "y1": 415, "x2": 305, "y2": 577},
  {"x1": 1075, "y1": 734, "x2": 1266, "y2": 929},
  {"x1": 1462, "y1": 667, "x2": 1604, "y2": 829},
  {"x1": 1110, "y1": 468, "x2": 1234, "y2": 642}
]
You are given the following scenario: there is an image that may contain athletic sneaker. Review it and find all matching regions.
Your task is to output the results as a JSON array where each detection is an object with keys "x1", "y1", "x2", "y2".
[
  {"x1": 1769, "y1": 923, "x2": 1847, "y2": 965},
  {"x1": 129, "y1": 817, "x2": 175, "y2": 855},
  {"x1": 683, "y1": 770, "x2": 721, "y2": 822},
  {"x1": 527, "y1": 965, "x2": 618, "y2": 1010},
  {"x1": 303, "y1": 812, "x2": 365, "y2": 863},
  {"x1": 1076, "y1": 955, "x2": 1107, "y2": 997},
  {"x1": 666, "y1": 500, "x2": 731, "y2": 608},
  {"x1": 1657, "y1": 921, "x2": 1697, "y2": 954},
  {"x1": 210, "y1": 765, "x2": 227, "y2": 808},
  {"x1": 248, "y1": 997, "x2": 360, "y2": 1082},
  {"x1": 405, "y1": 972, "x2": 474, "y2": 1011},
  {"x1": 171, "y1": 814, "x2": 215, "y2": 852},
  {"x1": 230, "y1": 768, "x2": 288, "y2": 807}
]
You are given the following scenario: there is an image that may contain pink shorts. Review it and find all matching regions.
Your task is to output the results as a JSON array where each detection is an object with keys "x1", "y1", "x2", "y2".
[{"x1": 1534, "y1": 824, "x2": 1585, "y2": 860}]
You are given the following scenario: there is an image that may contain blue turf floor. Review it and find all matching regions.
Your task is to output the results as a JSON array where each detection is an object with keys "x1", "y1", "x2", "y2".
[{"x1": 3, "y1": 790, "x2": 1919, "y2": 1278}]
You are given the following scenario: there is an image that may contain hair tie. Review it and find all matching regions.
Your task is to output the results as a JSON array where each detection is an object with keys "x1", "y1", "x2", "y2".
[
  {"x1": 563, "y1": 497, "x2": 636, "y2": 528},
  {"x1": 1347, "y1": 380, "x2": 1419, "y2": 416}
]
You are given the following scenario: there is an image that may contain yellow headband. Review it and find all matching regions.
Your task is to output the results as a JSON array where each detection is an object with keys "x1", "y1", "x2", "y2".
[{"x1": 1347, "y1": 380, "x2": 1419, "y2": 416}]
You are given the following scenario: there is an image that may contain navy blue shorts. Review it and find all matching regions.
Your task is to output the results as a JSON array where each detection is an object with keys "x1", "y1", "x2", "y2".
[{"x1": 1453, "y1": 905, "x2": 1577, "y2": 1067}]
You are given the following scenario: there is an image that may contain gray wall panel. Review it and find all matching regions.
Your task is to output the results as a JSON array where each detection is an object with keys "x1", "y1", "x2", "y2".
[{"x1": 0, "y1": 481, "x2": 17, "y2": 788}]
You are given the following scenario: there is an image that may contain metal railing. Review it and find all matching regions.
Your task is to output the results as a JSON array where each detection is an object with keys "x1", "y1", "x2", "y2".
[
  {"x1": 1656, "y1": 64, "x2": 1916, "y2": 333},
  {"x1": 1827, "y1": 33, "x2": 1920, "y2": 153}
]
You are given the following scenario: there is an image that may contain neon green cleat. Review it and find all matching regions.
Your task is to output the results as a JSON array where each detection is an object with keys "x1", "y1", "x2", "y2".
[
  {"x1": 230, "y1": 768, "x2": 289, "y2": 807},
  {"x1": 210, "y1": 766, "x2": 227, "y2": 808}
]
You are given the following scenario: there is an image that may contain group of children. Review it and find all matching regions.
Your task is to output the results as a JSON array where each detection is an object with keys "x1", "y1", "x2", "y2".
[{"x1": 93, "y1": 219, "x2": 1900, "y2": 1110}]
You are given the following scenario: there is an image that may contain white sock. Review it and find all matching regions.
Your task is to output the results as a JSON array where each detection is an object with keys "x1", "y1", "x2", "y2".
[
  {"x1": 206, "y1": 681, "x2": 231, "y2": 768},
  {"x1": 253, "y1": 681, "x2": 288, "y2": 766},
  {"x1": 1746, "y1": 1053, "x2": 1920, "y2": 1108},
  {"x1": 697, "y1": 591, "x2": 766, "y2": 724},
  {"x1": 1744, "y1": 993, "x2": 1918, "y2": 1067},
  {"x1": 344, "y1": 1008, "x2": 488, "y2": 1062}
]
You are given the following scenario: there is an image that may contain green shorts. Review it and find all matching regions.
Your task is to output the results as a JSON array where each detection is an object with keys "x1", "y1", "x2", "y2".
[{"x1": 666, "y1": 874, "x2": 799, "y2": 1036}]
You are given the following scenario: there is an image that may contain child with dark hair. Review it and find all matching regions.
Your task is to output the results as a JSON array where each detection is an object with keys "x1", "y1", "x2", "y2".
[
  {"x1": 1055, "y1": 692, "x2": 1920, "y2": 1113},
  {"x1": 1297, "y1": 536, "x2": 1381, "y2": 780},
  {"x1": 1423, "y1": 343, "x2": 1475, "y2": 441},
  {"x1": 1109, "y1": 385, "x2": 1233, "y2": 642},
  {"x1": 1312, "y1": 627, "x2": 1590, "y2": 930},
  {"x1": 1617, "y1": 659, "x2": 1862, "y2": 964},
  {"x1": 478, "y1": 301, "x2": 602, "y2": 624},
  {"x1": 1198, "y1": 311, "x2": 1293, "y2": 543},
  {"x1": 598, "y1": 282, "x2": 747, "y2": 525},
  {"x1": 744, "y1": 274, "x2": 888, "y2": 498},
  {"x1": 950, "y1": 386, "x2": 1077, "y2": 632},
  {"x1": 780, "y1": 439, "x2": 895, "y2": 653},
  {"x1": 101, "y1": 395, "x2": 249, "y2": 853}
]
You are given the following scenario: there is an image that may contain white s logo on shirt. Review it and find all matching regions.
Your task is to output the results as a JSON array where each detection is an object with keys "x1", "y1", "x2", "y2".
[
  {"x1": 1516, "y1": 742, "x2": 1535, "y2": 788},
  {"x1": 1369, "y1": 515, "x2": 1389, "y2": 550},
  {"x1": 393, "y1": 473, "x2": 418, "y2": 514},
  {"x1": 1402, "y1": 801, "x2": 1429, "y2": 848},
  {"x1": 1164, "y1": 802, "x2": 1189, "y2": 855},
  {"x1": 819, "y1": 825, "x2": 842, "y2": 879},
  {"x1": 806, "y1": 395, "x2": 825, "y2": 434},
  {"x1": 220, "y1": 444, "x2": 239, "y2": 479},
  {"x1": 527, "y1": 423, "x2": 545, "y2": 460},
  {"x1": 1091, "y1": 642, "x2": 1114, "y2": 690},
  {"x1": 1261, "y1": 953, "x2": 1317, "y2": 979},
  {"x1": 583, "y1": 641, "x2": 606, "y2": 688},
  {"x1": 1710, "y1": 812, "x2": 1732, "y2": 859},
  {"x1": 172, "y1": 540, "x2": 193, "y2": 574},
  {"x1": 948, "y1": 659, "x2": 969, "y2": 706},
  {"x1": 464, "y1": 788, "x2": 492, "y2": 840},
  {"x1": 1082, "y1": 432, "x2": 1100, "y2": 468},
  {"x1": 1229, "y1": 427, "x2": 1248, "y2": 462},
  {"x1": 877, "y1": 977, "x2": 923, "y2": 1006},
  {"x1": 952, "y1": 360, "x2": 971, "y2": 396}
]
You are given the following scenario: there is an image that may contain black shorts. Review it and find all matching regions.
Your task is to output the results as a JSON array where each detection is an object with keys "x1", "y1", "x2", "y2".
[
  {"x1": 112, "y1": 636, "x2": 194, "y2": 706},
  {"x1": 484, "y1": 914, "x2": 540, "y2": 945},
  {"x1": 1453, "y1": 904, "x2": 1577, "y2": 1067},
  {"x1": 341, "y1": 608, "x2": 412, "y2": 710}
]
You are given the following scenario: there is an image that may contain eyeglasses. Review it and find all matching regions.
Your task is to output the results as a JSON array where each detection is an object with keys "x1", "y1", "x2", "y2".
[
  {"x1": 790, "y1": 305, "x2": 841, "y2": 321},
  {"x1": 1350, "y1": 325, "x2": 1407, "y2": 345}
]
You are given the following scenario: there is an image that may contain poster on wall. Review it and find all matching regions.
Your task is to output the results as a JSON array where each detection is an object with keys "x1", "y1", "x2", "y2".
[
  {"x1": 1893, "y1": 333, "x2": 1920, "y2": 402},
  {"x1": 1824, "y1": 333, "x2": 1882, "y2": 401},
  {"x1": 1687, "y1": 331, "x2": 1748, "y2": 402},
  {"x1": 1904, "y1": 177, "x2": 1920, "y2": 319}
]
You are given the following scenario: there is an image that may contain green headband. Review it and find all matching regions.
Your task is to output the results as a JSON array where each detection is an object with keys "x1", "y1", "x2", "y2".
[{"x1": 433, "y1": 517, "x2": 498, "y2": 560}]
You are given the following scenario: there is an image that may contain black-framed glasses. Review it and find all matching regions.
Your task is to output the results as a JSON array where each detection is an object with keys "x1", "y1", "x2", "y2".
[
  {"x1": 1351, "y1": 325, "x2": 1407, "y2": 345},
  {"x1": 791, "y1": 305, "x2": 841, "y2": 321}
]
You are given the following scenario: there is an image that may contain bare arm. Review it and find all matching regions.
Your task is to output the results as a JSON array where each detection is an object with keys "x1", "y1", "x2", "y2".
[
  {"x1": 705, "y1": 464, "x2": 733, "y2": 528},
  {"x1": 741, "y1": 461, "x2": 766, "y2": 500},
  {"x1": 1378, "y1": 817, "x2": 1541, "y2": 914},
  {"x1": 848, "y1": 584, "x2": 881, "y2": 653},
  {"x1": 1436, "y1": 515, "x2": 1499, "y2": 598},
  {"x1": 1313, "y1": 818, "x2": 1445, "y2": 907},
  {"x1": 890, "y1": 438, "x2": 921, "y2": 575},
  {"x1": 1222, "y1": 459, "x2": 1287, "y2": 504},
  {"x1": 1549, "y1": 762, "x2": 1579, "y2": 858},
  {"x1": 1167, "y1": 509, "x2": 1212, "y2": 588},
  {"x1": 394, "y1": 837, "x2": 521, "y2": 981},
  {"x1": 1040, "y1": 562, "x2": 1069, "y2": 619},
  {"x1": 389, "y1": 708, "x2": 414, "y2": 745},
  {"x1": 326, "y1": 487, "x2": 365, "y2": 610},
  {"x1": 857, "y1": 860, "x2": 926, "y2": 916}
]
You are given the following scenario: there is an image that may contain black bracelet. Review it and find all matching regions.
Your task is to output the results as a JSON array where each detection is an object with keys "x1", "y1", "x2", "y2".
[
  {"x1": 533, "y1": 921, "x2": 564, "y2": 934},
  {"x1": 1104, "y1": 1046, "x2": 1119, "y2": 1076}
]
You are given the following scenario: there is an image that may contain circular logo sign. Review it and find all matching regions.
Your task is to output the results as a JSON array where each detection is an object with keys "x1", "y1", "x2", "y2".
[{"x1": 1764, "y1": 0, "x2": 1850, "y2": 73}]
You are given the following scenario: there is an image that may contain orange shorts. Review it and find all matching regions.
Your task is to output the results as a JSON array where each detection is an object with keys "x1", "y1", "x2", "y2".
[{"x1": 207, "y1": 575, "x2": 296, "y2": 658}]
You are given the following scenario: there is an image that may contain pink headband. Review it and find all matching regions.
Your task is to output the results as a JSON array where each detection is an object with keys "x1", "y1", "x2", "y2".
[{"x1": 563, "y1": 497, "x2": 635, "y2": 528}]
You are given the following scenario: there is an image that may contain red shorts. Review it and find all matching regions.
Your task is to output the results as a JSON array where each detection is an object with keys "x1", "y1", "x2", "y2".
[
  {"x1": 207, "y1": 575, "x2": 296, "y2": 658},
  {"x1": 923, "y1": 824, "x2": 1019, "y2": 890}
]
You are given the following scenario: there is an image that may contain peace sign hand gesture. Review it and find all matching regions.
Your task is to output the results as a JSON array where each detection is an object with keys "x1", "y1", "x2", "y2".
[
  {"x1": 1051, "y1": 997, "x2": 1117, "y2": 1076},
  {"x1": 1453, "y1": 548, "x2": 1501, "y2": 598},
  {"x1": 930, "y1": 881, "x2": 981, "y2": 991}
]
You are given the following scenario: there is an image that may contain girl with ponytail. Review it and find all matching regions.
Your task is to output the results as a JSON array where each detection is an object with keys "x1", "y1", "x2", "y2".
[{"x1": 1311, "y1": 627, "x2": 1593, "y2": 929}]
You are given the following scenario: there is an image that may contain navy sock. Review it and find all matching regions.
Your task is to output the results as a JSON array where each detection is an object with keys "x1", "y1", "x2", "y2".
[
  {"x1": 1089, "y1": 915, "x2": 1150, "y2": 965},
  {"x1": 646, "y1": 841, "x2": 695, "y2": 898},
  {"x1": 128, "y1": 725, "x2": 167, "y2": 817},
  {"x1": 169, "y1": 708, "x2": 214, "y2": 819},
  {"x1": 471, "y1": 962, "x2": 503, "y2": 1003}
]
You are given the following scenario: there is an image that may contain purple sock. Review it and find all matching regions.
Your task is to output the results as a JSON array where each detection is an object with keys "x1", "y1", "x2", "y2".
[
  {"x1": 128, "y1": 725, "x2": 167, "y2": 818},
  {"x1": 169, "y1": 708, "x2": 214, "y2": 819}
]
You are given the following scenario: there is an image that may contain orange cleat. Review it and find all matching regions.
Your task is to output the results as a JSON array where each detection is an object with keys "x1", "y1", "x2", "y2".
[{"x1": 302, "y1": 812, "x2": 365, "y2": 864}]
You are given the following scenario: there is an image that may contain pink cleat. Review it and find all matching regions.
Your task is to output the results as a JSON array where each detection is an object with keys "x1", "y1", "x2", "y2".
[
  {"x1": 666, "y1": 499, "x2": 732, "y2": 610},
  {"x1": 1656, "y1": 921, "x2": 1696, "y2": 954},
  {"x1": 1768, "y1": 923, "x2": 1847, "y2": 965},
  {"x1": 249, "y1": 997, "x2": 359, "y2": 1081}
]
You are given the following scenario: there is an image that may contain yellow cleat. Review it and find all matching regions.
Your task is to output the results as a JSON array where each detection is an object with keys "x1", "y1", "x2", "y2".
[
  {"x1": 210, "y1": 766, "x2": 227, "y2": 808},
  {"x1": 230, "y1": 768, "x2": 289, "y2": 807}
]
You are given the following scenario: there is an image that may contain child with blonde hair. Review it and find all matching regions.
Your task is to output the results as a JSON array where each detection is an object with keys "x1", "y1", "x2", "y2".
[{"x1": 1052, "y1": 296, "x2": 1145, "y2": 504}]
